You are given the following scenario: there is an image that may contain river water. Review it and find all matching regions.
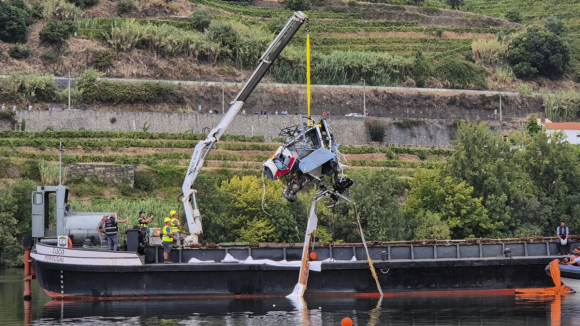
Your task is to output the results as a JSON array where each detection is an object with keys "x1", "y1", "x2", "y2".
[{"x1": 2, "y1": 268, "x2": 580, "y2": 326}]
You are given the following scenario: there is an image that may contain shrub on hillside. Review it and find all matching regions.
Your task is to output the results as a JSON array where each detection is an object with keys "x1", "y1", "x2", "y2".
[
  {"x1": 544, "y1": 16, "x2": 568, "y2": 36},
  {"x1": 93, "y1": 50, "x2": 116, "y2": 70},
  {"x1": 30, "y1": 2, "x2": 44, "y2": 19},
  {"x1": 365, "y1": 118, "x2": 385, "y2": 142},
  {"x1": 40, "y1": 50, "x2": 59, "y2": 62},
  {"x1": 207, "y1": 21, "x2": 240, "y2": 50},
  {"x1": 0, "y1": 1, "x2": 29, "y2": 43},
  {"x1": 66, "y1": 0, "x2": 99, "y2": 9},
  {"x1": 77, "y1": 69, "x2": 185, "y2": 105},
  {"x1": 505, "y1": 10, "x2": 522, "y2": 23},
  {"x1": 434, "y1": 57, "x2": 487, "y2": 90},
  {"x1": 8, "y1": 44, "x2": 31, "y2": 60},
  {"x1": 39, "y1": 20, "x2": 77, "y2": 49},
  {"x1": 471, "y1": 38, "x2": 508, "y2": 64},
  {"x1": 189, "y1": 8, "x2": 213, "y2": 32},
  {"x1": 43, "y1": 0, "x2": 83, "y2": 21},
  {"x1": 5, "y1": 72, "x2": 59, "y2": 103},
  {"x1": 508, "y1": 26, "x2": 570, "y2": 78},
  {"x1": 284, "y1": 0, "x2": 310, "y2": 11},
  {"x1": 413, "y1": 51, "x2": 432, "y2": 88},
  {"x1": 116, "y1": 0, "x2": 134, "y2": 15},
  {"x1": 445, "y1": 0, "x2": 464, "y2": 10}
]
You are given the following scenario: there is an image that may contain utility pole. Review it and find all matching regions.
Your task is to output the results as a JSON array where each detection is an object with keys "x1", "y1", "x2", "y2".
[
  {"x1": 68, "y1": 70, "x2": 71, "y2": 110},
  {"x1": 222, "y1": 82, "x2": 225, "y2": 114},
  {"x1": 499, "y1": 94, "x2": 502, "y2": 122},
  {"x1": 58, "y1": 138, "x2": 62, "y2": 185},
  {"x1": 361, "y1": 78, "x2": 366, "y2": 116}
]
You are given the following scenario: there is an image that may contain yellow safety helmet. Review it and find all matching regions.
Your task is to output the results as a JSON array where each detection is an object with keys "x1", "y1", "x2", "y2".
[
  {"x1": 170, "y1": 210, "x2": 177, "y2": 216},
  {"x1": 164, "y1": 217, "x2": 171, "y2": 223}
]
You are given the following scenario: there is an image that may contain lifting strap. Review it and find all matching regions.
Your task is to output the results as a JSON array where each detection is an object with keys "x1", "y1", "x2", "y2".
[
  {"x1": 353, "y1": 203, "x2": 384, "y2": 297},
  {"x1": 306, "y1": 30, "x2": 311, "y2": 126}
]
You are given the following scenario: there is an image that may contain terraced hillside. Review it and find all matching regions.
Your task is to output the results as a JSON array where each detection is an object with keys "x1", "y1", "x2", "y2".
[
  {"x1": 0, "y1": 129, "x2": 449, "y2": 197},
  {"x1": 0, "y1": 0, "x2": 519, "y2": 86},
  {"x1": 465, "y1": 0, "x2": 580, "y2": 38}
]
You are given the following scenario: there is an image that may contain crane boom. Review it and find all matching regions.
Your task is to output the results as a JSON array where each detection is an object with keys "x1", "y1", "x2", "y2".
[{"x1": 182, "y1": 12, "x2": 309, "y2": 237}]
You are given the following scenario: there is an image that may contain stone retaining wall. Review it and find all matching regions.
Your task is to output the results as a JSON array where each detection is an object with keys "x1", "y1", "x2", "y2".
[
  {"x1": 67, "y1": 164, "x2": 136, "y2": 186},
  {"x1": 13, "y1": 110, "x2": 522, "y2": 146}
]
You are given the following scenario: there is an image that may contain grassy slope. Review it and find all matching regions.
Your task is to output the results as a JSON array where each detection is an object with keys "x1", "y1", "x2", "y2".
[{"x1": 0, "y1": 0, "x2": 535, "y2": 87}]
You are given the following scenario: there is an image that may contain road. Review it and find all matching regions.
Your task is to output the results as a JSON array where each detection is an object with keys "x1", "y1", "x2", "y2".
[{"x1": 0, "y1": 75, "x2": 538, "y2": 96}]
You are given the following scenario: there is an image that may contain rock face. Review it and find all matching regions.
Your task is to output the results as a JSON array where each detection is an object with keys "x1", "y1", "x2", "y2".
[{"x1": 66, "y1": 164, "x2": 136, "y2": 186}]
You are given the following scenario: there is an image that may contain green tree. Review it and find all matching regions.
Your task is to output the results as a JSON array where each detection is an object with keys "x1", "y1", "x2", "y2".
[
  {"x1": 445, "y1": 0, "x2": 464, "y2": 10},
  {"x1": 544, "y1": 16, "x2": 568, "y2": 36},
  {"x1": 0, "y1": 1, "x2": 29, "y2": 43},
  {"x1": 525, "y1": 116, "x2": 542, "y2": 134},
  {"x1": 190, "y1": 8, "x2": 213, "y2": 32},
  {"x1": 508, "y1": 26, "x2": 570, "y2": 78},
  {"x1": 448, "y1": 121, "x2": 532, "y2": 236},
  {"x1": 505, "y1": 10, "x2": 522, "y2": 23},
  {"x1": 403, "y1": 168, "x2": 490, "y2": 239},
  {"x1": 220, "y1": 175, "x2": 300, "y2": 242},
  {"x1": 39, "y1": 20, "x2": 77, "y2": 50},
  {"x1": 412, "y1": 0, "x2": 425, "y2": 5},
  {"x1": 284, "y1": 0, "x2": 310, "y2": 11},
  {"x1": 412, "y1": 211, "x2": 450, "y2": 240},
  {"x1": 413, "y1": 51, "x2": 431, "y2": 88},
  {"x1": 341, "y1": 169, "x2": 407, "y2": 241},
  {"x1": 0, "y1": 180, "x2": 36, "y2": 266},
  {"x1": 510, "y1": 130, "x2": 580, "y2": 234}
]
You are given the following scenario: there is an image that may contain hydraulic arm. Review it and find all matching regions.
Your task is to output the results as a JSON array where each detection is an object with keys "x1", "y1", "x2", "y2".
[{"x1": 181, "y1": 11, "x2": 309, "y2": 237}]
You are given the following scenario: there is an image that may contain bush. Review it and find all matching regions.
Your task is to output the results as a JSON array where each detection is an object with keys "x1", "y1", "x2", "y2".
[
  {"x1": 5, "y1": 72, "x2": 59, "y2": 103},
  {"x1": 30, "y1": 2, "x2": 44, "y2": 19},
  {"x1": 518, "y1": 84, "x2": 532, "y2": 97},
  {"x1": 116, "y1": 0, "x2": 134, "y2": 15},
  {"x1": 93, "y1": 50, "x2": 116, "y2": 70},
  {"x1": 508, "y1": 26, "x2": 570, "y2": 78},
  {"x1": 134, "y1": 171, "x2": 155, "y2": 192},
  {"x1": 471, "y1": 38, "x2": 508, "y2": 64},
  {"x1": 505, "y1": 10, "x2": 522, "y2": 23},
  {"x1": 81, "y1": 79, "x2": 186, "y2": 105},
  {"x1": 207, "y1": 20, "x2": 239, "y2": 50},
  {"x1": 40, "y1": 50, "x2": 59, "y2": 62},
  {"x1": 0, "y1": 1, "x2": 29, "y2": 43},
  {"x1": 190, "y1": 8, "x2": 213, "y2": 32},
  {"x1": 433, "y1": 57, "x2": 487, "y2": 90},
  {"x1": 544, "y1": 16, "x2": 568, "y2": 36},
  {"x1": 42, "y1": 0, "x2": 83, "y2": 21},
  {"x1": 445, "y1": 0, "x2": 464, "y2": 10},
  {"x1": 541, "y1": 89, "x2": 580, "y2": 122},
  {"x1": 66, "y1": 0, "x2": 99, "y2": 9},
  {"x1": 284, "y1": 0, "x2": 310, "y2": 11},
  {"x1": 8, "y1": 44, "x2": 31, "y2": 59},
  {"x1": 365, "y1": 118, "x2": 385, "y2": 142},
  {"x1": 413, "y1": 51, "x2": 431, "y2": 88},
  {"x1": 39, "y1": 20, "x2": 77, "y2": 49}
]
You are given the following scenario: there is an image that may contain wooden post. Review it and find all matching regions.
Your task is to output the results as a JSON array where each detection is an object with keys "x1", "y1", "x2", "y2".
[{"x1": 23, "y1": 248, "x2": 32, "y2": 300}]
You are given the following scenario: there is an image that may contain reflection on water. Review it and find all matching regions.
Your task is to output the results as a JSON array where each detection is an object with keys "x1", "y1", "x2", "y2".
[{"x1": 3, "y1": 268, "x2": 580, "y2": 325}]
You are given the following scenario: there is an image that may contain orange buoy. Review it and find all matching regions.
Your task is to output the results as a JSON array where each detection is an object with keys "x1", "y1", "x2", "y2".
[
  {"x1": 341, "y1": 317, "x2": 353, "y2": 326},
  {"x1": 309, "y1": 252, "x2": 317, "y2": 260}
]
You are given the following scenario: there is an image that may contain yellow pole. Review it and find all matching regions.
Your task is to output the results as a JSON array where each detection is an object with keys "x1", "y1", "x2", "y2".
[{"x1": 306, "y1": 32, "x2": 311, "y2": 122}]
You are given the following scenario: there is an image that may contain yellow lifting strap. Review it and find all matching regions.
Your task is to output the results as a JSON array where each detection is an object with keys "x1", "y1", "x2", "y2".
[
  {"x1": 353, "y1": 203, "x2": 384, "y2": 297},
  {"x1": 306, "y1": 31, "x2": 311, "y2": 125}
]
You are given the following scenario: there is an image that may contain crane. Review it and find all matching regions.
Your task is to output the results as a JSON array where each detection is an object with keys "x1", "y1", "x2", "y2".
[{"x1": 181, "y1": 12, "x2": 309, "y2": 240}]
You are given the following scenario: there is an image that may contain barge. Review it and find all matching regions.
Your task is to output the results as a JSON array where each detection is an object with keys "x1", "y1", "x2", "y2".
[{"x1": 25, "y1": 185, "x2": 570, "y2": 300}]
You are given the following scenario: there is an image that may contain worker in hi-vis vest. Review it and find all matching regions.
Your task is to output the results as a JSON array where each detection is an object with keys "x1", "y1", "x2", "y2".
[
  {"x1": 162, "y1": 217, "x2": 175, "y2": 264},
  {"x1": 170, "y1": 210, "x2": 185, "y2": 248}
]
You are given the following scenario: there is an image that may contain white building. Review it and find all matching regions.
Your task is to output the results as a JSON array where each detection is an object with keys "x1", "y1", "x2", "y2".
[{"x1": 541, "y1": 122, "x2": 580, "y2": 144}]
